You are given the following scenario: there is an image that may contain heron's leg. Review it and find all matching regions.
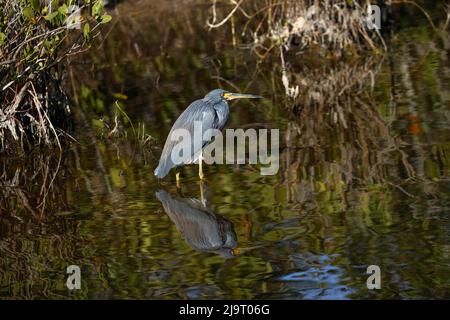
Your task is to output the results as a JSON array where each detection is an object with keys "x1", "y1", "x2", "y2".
[
  {"x1": 199, "y1": 180, "x2": 206, "y2": 207},
  {"x1": 199, "y1": 152, "x2": 204, "y2": 180},
  {"x1": 176, "y1": 172, "x2": 181, "y2": 189}
]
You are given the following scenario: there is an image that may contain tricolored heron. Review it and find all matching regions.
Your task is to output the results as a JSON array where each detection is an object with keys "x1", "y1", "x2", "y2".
[{"x1": 154, "y1": 89, "x2": 262, "y2": 183}]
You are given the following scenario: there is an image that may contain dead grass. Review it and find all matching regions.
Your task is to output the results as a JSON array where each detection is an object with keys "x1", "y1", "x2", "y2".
[{"x1": 208, "y1": 0, "x2": 385, "y2": 58}]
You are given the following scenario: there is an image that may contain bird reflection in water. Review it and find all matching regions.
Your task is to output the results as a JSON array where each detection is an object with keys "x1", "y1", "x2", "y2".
[{"x1": 156, "y1": 188, "x2": 239, "y2": 258}]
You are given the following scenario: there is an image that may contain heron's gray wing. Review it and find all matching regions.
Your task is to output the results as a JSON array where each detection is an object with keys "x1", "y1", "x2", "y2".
[{"x1": 154, "y1": 100, "x2": 218, "y2": 178}]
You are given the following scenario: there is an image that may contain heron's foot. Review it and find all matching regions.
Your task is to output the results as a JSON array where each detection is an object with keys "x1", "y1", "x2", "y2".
[
  {"x1": 231, "y1": 245, "x2": 263, "y2": 256},
  {"x1": 231, "y1": 247, "x2": 241, "y2": 256}
]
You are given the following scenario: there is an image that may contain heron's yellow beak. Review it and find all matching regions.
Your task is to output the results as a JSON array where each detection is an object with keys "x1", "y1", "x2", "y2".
[{"x1": 223, "y1": 92, "x2": 263, "y2": 101}]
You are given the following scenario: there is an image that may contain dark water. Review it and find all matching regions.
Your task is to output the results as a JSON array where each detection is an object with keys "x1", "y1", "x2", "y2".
[{"x1": 1, "y1": 1, "x2": 449, "y2": 299}]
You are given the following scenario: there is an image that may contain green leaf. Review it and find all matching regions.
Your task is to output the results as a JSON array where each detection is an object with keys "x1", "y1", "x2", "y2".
[
  {"x1": 112, "y1": 93, "x2": 128, "y2": 100},
  {"x1": 58, "y1": 4, "x2": 68, "y2": 15},
  {"x1": 22, "y1": 7, "x2": 34, "y2": 19},
  {"x1": 83, "y1": 23, "x2": 91, "y2": 39},
  {"x1": 31, "y1": 0, "x2": 40, "y2": 11},
  {"x1": 92, "y1": 0, "x2": 104, "y2": 17},
  {"x1": 44, "y1": 11, "x2": 59, "y2": 21},
  {"x1": 100, "y1": 14, "x2": 112, "y2": 24},
  {"x1": 92, "y1": 118, "x2": 104, "y2": 129},
  {"x1": 0, "y1": 32, "x2": 5, "y2": 46}
]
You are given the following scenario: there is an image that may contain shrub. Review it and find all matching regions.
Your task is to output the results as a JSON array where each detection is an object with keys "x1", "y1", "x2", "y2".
[{"x1": 0, "y1": 0, "x2": 111, "y2": 151}]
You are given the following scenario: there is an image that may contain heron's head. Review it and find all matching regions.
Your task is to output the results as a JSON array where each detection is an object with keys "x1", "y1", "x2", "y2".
[{"x1": 204, "y1": 89, "x2": 262, "y2": 104}]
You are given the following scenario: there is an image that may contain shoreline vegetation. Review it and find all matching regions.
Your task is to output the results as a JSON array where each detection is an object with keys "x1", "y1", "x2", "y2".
[
  {"x1": 0, "y1": 0, "x2": 111, "y2": 152},
  {"x1": 0, "y1": 0, "x2": 448, "y2": 153}
]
